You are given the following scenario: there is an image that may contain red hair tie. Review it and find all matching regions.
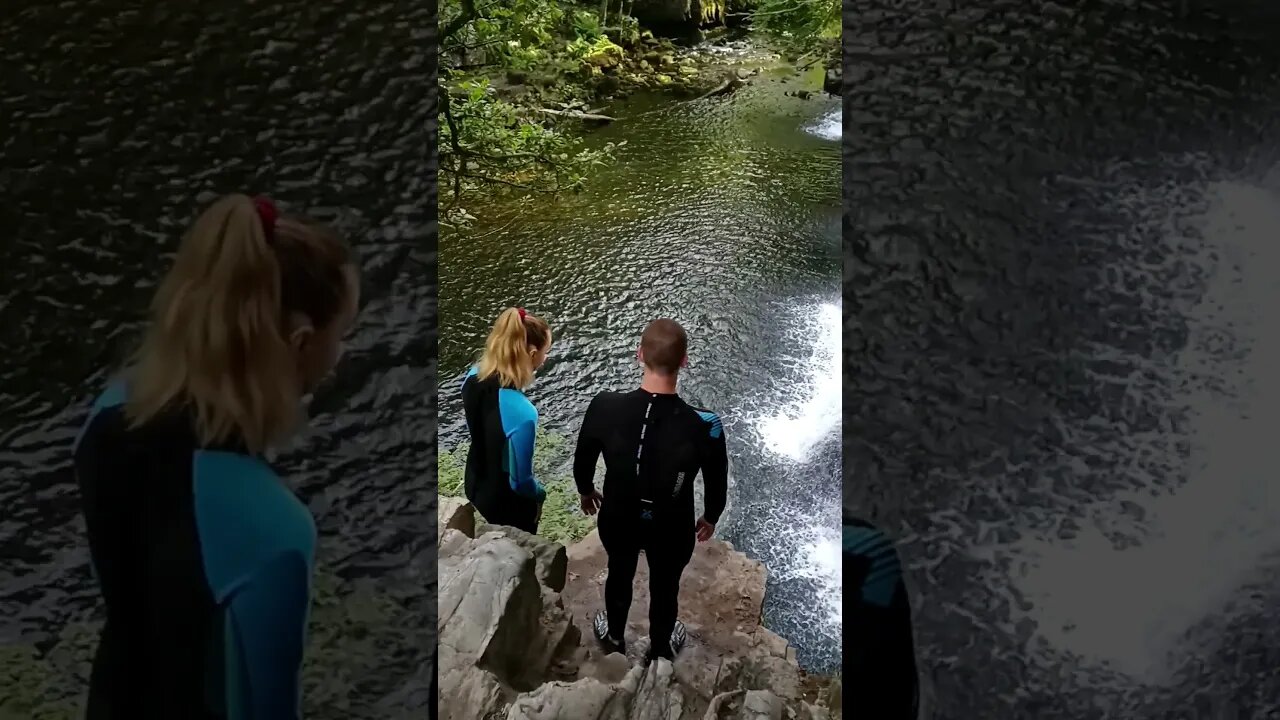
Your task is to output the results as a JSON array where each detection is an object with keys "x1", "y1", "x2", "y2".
[
  {"x1": 252, "y1": 196, "x2": 278, "y2": 243},
  {"x1": 517, "y1": 307, "x2": 527, "y2": 321}
]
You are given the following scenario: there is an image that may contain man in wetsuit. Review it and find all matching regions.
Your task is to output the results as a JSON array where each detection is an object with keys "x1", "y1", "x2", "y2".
[
  {"x1": 845, "y1": 513, "x2": 920, "y2": 718},
  {"x1": 572, "y1": 318, "x2": 729, "y2": 662}
]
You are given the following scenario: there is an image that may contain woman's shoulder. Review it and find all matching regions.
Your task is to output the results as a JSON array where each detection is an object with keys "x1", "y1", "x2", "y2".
[
  {"x1": 192, "y1": 449, "x2": 316, "y2": 598},
  {"x1": 497, "y1": 386, "x2": 538, "y2": 422}
]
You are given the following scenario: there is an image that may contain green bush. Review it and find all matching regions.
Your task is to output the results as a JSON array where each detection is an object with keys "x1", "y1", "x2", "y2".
[
  {"x1": 0, "y1": 566, "x2": 425, "y2": 720},
  {"x1": 439, "y1": 428, "x2": 597, "y2": 545}
]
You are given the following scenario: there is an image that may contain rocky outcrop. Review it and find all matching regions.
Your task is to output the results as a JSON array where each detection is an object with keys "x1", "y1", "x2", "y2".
[{"x1": 438, "y1": 502, "x2": 840, "y2": 720}]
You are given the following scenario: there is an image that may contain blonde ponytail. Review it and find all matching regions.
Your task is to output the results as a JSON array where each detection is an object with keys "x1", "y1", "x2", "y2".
[
  {"x1": 477, "y1": 307, "x2": 551, "y2": 390},
  {"x1": 125, "y1": 193, "x2": 354, "y2": 454}
]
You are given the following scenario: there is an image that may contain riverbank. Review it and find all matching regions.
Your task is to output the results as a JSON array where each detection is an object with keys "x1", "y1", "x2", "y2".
[
  {"x1": 437, "y1": 498, "x2": 842, "y2": 718},
  {"x1": 456, "y1": 28, "x2": 777, "y2": 121}
]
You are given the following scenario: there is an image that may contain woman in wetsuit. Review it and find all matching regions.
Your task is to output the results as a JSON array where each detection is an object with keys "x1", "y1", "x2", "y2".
[
  {"x1": 460, "y1": 307, "x2": 552, "y2": 534},
  {"x1": 73, "y1": 194, "x2": 360, "y2": 719}
]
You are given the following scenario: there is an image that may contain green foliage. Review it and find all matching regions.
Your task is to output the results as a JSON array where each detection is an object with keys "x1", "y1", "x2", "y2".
[
  {"x1": 439, "y1": 0, "x2": 623, "y2": 227},
  {"x1": 752, "y1": 0, "x2": 840, "y2": 50},
  {"x1": 608, "y1": 14, "x2": 642, "y2": 47},
  {"x1": 440, "y1": 78, "x2": 618, "y2": 226},
  {"x1": 439, "y1": 427, "x2": 597, "y2": 545},
  {"x1": 0, "y1": 568, "x2": 423, "y2": 720},
  {"x1": 566, "y1": 35, "x2": 624, "y2": 67},
  {"x1": 570, "y1": 9, "x2": 603, "y2": 38}
]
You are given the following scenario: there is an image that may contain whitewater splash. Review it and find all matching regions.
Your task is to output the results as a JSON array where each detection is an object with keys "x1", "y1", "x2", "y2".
[
  {"x1": 1006, "y1": 180, "x2": 1280, "y2": 682},
  {"x1": 749, "y1": 301, "x2": 843, "y2": 632},
  {"x1": 807, "y1": 108, "x2": 841, "y2": 142},
  {"x1": 757, "y1": 302, "x2": 841, "y2": 461}
]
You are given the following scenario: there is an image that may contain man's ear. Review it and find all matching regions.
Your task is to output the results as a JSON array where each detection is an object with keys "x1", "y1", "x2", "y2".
[
  {"x1": 680, "y1": 354, "x2": 689, "y2": 369},
  {"x1": 636, "y1": 347, "x2": 644, "y2": 364}
]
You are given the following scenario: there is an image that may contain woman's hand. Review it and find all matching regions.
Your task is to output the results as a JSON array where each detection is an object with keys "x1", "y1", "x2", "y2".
[
  {"x1": 695, "y1": 516, "x2": 715, "y2": 542},
  {"x1": 580, "y1": 490, "x2": 604, "y2": 516}
]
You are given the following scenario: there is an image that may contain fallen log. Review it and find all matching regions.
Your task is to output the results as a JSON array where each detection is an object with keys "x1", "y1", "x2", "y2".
[
  {"x1": 688, "y1": 76, "x2": 745, "y2": 102},
  {"x1": 534, "y1": 108, "x2": 616, "y2": 122}
]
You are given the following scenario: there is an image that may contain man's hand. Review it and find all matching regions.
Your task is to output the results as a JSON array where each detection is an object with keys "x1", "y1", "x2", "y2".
[
  {"x1": 695, "y1": 516, "x2": 715, "y2": 542},
  {"x1": 580, "y1": 489, "x2": 604, "y2": 516}
]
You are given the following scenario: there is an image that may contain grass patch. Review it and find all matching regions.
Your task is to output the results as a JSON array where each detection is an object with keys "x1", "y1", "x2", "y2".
[
  {"x1": 439, "y1": 428, "x2": 597, "y2": 545},
  {"x1": 0, "y1": 567, "x2": 426, "y2": 720}
]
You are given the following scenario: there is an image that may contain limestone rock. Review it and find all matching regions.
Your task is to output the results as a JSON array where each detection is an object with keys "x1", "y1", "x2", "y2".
[
  {"x1": 477, "y1": 522, "x2": 569, "y2": 592},
  {"x1": 438, "y1": 533, "x2": 540, "y2": 719},
  {"x1": 440, "y1": 527, "x2": 839, "y2": 720},
  {"x1": 738, "y1": 691, "x2": 783, "y2": 720},
  {"x1": 439, "y1": 496, "x2": 475, "y2": 540},
  {"x1": 630, "y1": 659, "x2": 685, "y2": 720},
  {"x1": 506, "y1": 676, "x2": 631, "y2": 720}
]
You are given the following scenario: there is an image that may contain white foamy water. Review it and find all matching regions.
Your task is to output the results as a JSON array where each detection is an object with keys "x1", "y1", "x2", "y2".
[
  {"x1": 793, "y1": 528, "x2": 843, "y2": 624},
  {"x1": 1007, "y1": 181, "x2": 1280, "y2": 682},
  {"x1": 807, "y1": 108, "x2": 841, "y2": 142},
  {"x1": 746, "y1": 300, "x2": 844, "y2": 634},
  {"x1": 757, "y1": 302, "x2": 842, "y2": 461}
]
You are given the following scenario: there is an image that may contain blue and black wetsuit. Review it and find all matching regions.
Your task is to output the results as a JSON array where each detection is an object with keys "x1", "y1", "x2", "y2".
[
  {"x1": 845, "y1": 515, "x2": 919, "y2": 719},
  {"x1": 572, "y1": 389, "x2": 729, "y2": 659},
  {"x1": 73, "y1": 381, "x2": 315, "y2": 719},
  {"x1": 460, "y1": 366, "x2": 546, "y2": 533}
]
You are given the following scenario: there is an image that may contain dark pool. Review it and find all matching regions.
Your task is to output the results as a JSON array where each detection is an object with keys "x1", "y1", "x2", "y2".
[
  {"x1": 846, "y1": 1, "x2": 1280, "y2": 717},
  {"x1": 0, "y1": 2, "x2": 434, "y2": 717}
]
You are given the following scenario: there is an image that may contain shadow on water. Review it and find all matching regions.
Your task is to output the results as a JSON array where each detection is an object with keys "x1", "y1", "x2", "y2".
[
  {"x1": 439, "y1": 62, "x2": 844, "y2": 670},
  {"x1": 0, "y1": 2, "x2": 433, "y2": 717},
  {"x1": 846, "y1": 1, "x2": 1280, "y2": 717}
]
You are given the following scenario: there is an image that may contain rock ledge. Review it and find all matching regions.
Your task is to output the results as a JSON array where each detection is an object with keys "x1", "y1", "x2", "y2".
[{"x1": 438, "y1": 500, "x2": 841, "y2": 719}]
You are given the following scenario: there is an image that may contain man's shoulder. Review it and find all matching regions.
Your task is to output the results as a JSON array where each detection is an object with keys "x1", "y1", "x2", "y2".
[
  {"x1": 588, "y1": 389, "x2": 628, "y2": 407},
  {"x1": 685, "y1": 403, "x2": 724, "y2": 439}
]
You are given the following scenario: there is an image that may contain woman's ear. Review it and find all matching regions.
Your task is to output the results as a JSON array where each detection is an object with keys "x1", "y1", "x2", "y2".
[{"x1": 288, "y1": 320, "x2": 316, "y2": 355}]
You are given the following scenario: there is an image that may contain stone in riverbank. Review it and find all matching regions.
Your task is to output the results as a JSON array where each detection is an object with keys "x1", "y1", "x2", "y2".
[{"x1": 437, "y1": 501, "x2": 840, "y2": 720}]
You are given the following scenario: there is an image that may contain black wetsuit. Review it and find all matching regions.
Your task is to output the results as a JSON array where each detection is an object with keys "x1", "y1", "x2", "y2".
[
  {"x1": 460, "y1": 366, "x2": 546, "y2": 533},
  {"x1": 572, "y1": 389, "x2": 729, "y2": 658},
  {"x1": 74, "y1": 380, "x2": 315, "y2": 719},
  {"x1": 845, "y1": 514, "x2": 919, "y2": 719}
]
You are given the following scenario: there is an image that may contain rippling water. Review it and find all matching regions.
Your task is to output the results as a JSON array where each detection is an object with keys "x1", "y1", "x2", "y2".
[
  {"x1": 0, "y1": 2, "x2": 433, "y2": 716},
  {"x1": 846, "y1": 1, "x2": 1280, "y2": 717},
  {"x1": 439, "y1": 61, "x2": 843, "y2": 670}
]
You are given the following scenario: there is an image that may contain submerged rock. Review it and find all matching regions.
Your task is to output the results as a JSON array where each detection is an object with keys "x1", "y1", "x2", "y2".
[
  {"x1": 437, "y1": 501, "x2": 841, "y2": 719},
  {"x1": 823, "y1": 67, "x2": 840, "y2": 96}
]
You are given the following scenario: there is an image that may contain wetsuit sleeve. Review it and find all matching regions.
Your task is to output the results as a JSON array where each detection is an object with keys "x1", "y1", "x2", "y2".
[
  {"x1": 497, "y1": 388, "x2": 546, "y2": 502},
  {"x1": 698, "y1": 411, "x2": 728, "y2": 524},
  {"x1": 506, "y1": 417, "x2": 546, "y2": 502},
  {"x1": 572, "y1": 395, "x2": 603, "y2": 495},
  {"x1": 224, "y1": 551, "x2": 310, "y2": 719}
]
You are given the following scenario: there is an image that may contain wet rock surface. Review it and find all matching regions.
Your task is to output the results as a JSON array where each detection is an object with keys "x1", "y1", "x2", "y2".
[{"x1": 437, "y1": 502, "x2": 839, "y2": 720}]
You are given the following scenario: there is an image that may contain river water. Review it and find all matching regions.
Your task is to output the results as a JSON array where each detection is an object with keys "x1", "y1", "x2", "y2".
[
  {"x1": 0, "y1": 2, "x2": 433, "y2": 717},
  {"x1": 438, "y1": 56, "x2": 843, "y2": 670},
  {"x1": 847, "y1": 2, "x2": 1280, "y2": 718}
]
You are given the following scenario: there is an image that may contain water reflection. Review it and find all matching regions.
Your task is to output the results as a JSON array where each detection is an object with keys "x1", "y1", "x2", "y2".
[
  {"x1": 0, "y1": 2, "x2": 433, "y2": 716},
  {"x1": 847, "y1": 2, "x2": 1280, "y2": 717}
]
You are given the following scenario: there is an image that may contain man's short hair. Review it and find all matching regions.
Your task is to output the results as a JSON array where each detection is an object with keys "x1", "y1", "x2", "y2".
[{"x1": 640, "y1": 318, "x2": 688, "y2": 375}]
